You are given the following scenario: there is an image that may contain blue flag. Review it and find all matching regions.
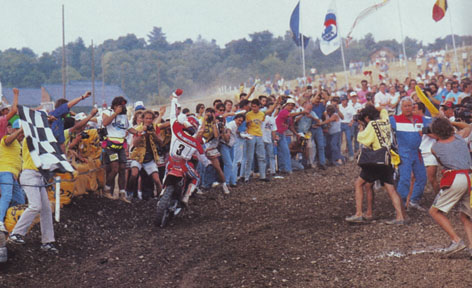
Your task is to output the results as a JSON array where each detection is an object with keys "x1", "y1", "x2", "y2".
[{"x1": 290, "y1": 1, "x2": 310, "y2": 48}]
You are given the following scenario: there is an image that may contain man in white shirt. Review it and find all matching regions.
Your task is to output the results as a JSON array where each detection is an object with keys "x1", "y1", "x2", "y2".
[
  {"x1": 349, "y1": 91, "x2": 363, "y2": 153},
  {"x1": 374, "y1": 83, "x2": 391, "y2": 111},
  {"x1": 338, "y1": 96, "x2": 356, "y2": 161}
]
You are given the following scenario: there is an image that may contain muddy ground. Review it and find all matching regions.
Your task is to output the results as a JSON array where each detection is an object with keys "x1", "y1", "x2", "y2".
[{"x1": 1, "y1": 161, "x2": 472, "y2": 287}]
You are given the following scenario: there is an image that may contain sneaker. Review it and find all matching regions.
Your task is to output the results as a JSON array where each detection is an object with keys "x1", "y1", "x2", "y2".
[
  {"x1": 0, "y1": 222, "x2": 7, "y2": 233},
  {"x1": 442, "y1": 240, "x2": 466, "y2": 256},
  {"x1": 222, "y1": 183, "x2": 230, "y2": 194},
  {"x1": 181, "y1": 194, "x2": 190, "y2": 206},
  {"x1": 195, "y1": 188, "x2": 205, "y2": 195},
  {"x1": 8, "y1": 234, "x2": 25, "y2": 245},
  {"x1": 259, "y1": 178, "x2": 270, "y2": 182},
  {"x1": 408, "y1": 202, "x2": 426, "y2": 212},
  {"x1": 348, "y1": 156, "x2": 354, "y2": 162},
  {"x1": 385, "y1": 219, "x2": 407, "y2": 225},
  {"x1": 40, "y1": 242, "x2": 59, "y2": 254},
  {"x1": 345, "y1": 215, "x2": 365, "y2": 223},
  {"x1": 137, "y1": 191, "x2": 143, "y2": 200},
  {"x1": 211, "y1": 182, "x2": 220, "y2": 188}
]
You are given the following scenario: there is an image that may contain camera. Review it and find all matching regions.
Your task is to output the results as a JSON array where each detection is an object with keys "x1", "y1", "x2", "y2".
[
  {"x1": 98, "y1": 127, "x2": 108, "y2": 141},
  {"x1": 120, "y1": 104, "x2": 127, "y2": 115},
  {"x1": 422, "y1": 87, "x2": 432, "y2": 95},
  {"x1": 421, "y1": 126, "x2": 432, "y2": 134},
  {"x1": 146, "y1": 125, "x2": 154, "y2": 132},
  {"x1": 216, "y1": 115, "x2": 225, "y2": 134},
  {"x1": 80, "y1": 131, "x2": 90, "y2": 139},
  {"x1": 453, "y1": 102, "x2": 472, "y2": 124}
]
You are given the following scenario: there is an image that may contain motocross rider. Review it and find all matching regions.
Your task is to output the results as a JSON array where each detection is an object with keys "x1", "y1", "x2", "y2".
[{"x1": 168, "y1": 89, "x2": 206, "y2": 205}]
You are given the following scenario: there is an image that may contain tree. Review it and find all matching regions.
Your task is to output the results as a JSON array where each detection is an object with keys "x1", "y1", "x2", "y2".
[{"x1": 147, "y1": 27, "x2": 169, "y2": 52}]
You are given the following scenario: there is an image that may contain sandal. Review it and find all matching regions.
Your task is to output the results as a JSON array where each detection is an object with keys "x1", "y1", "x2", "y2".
[{"x1": 345, "y1": 215, "x2": 365, "y2": 223}]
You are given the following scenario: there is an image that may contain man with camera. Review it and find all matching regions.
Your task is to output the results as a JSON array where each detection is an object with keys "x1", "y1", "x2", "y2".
[
  {"x1": 102, "y1": 96, "x2": 138, "y2": 201},
  {"x1": 201, "y1": 107, "x2": 229, "y2": 194},
  {"x1": 128, "y1": 110, "x2": 163, "y2": 201}
]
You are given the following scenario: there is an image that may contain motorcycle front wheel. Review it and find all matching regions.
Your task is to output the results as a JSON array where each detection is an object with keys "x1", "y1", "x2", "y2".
[{"x1": 156, "y1": 185, "x2": 174, "y2": 228}]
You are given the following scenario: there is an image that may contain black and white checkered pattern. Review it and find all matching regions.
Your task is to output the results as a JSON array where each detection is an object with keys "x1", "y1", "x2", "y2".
[{"x1": 18, "y1": 105, "x2": 74, "y2": 173}]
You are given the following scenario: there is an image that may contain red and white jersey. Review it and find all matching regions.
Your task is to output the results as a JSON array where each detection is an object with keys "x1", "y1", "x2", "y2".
[{"x1": 169, "y1": 97, "x2": 204, "y2": 161}]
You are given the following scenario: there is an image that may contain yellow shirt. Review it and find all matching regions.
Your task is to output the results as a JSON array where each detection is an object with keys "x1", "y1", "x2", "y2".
[
  {"x1": 246, "y1": 111, "x2": 265, "y2": 137},
  {"x1": 78, "y1": 129, "x2": 101, "y2": 159},
  {"x1": 357, "y1": 109, "x2": 391, "y2": 150},
  {"x1": 0, "y1": 136, "x2": 22, "y2": 177},
  {"x1": 22, "y1": 138, "x2": 38, "y2": 171}
]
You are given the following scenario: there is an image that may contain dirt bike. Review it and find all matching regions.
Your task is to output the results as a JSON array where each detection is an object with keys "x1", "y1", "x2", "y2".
[{"x1": 156, "y1": 157, "x2": 196, "y2": 228}]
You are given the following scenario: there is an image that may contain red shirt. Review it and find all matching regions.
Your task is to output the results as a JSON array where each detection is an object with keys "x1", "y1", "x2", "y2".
[{"x1": 276, "y1": 108, "x2": 291, "y2": 134}]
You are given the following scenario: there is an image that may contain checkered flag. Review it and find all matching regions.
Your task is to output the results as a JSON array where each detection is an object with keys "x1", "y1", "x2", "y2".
[{"x1": 18, "y1": 105, "x2": 74, "y2": 173}]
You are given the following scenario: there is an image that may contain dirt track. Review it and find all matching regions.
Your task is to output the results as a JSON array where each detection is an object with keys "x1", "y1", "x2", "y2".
[{"x1": 1, "y1": 161, "x2": 472, "y2": 287}]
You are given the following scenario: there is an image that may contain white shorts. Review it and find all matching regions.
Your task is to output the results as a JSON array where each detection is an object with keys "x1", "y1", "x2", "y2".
[
  {"x1": 130, "y1": 160, "x2": 158, "y2": 175},
  {"x1": 422, "y1": 152, "x2": 438, "y2": 167},
  {"x1": 432, "y1": 173, "x2": 472, "y2": 216}
]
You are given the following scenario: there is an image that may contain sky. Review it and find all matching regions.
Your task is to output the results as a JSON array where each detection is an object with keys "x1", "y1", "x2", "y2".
[{"x1": 0, "y1": 0, "x2": 471, "y2": 55}]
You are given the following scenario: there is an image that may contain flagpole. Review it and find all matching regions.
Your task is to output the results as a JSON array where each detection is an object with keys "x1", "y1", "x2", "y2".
[
  {"x1": 396, "y1": 0, "x2": 408, "y2": 76},
  {"x1": 448, "y1": 4, "x2": 459, "y2": 72},
  {"x1": 300, "y1": 0, "x2": 306, "y2": 80},
  {"x1": 61, "y1": 5, "x2": 66, "y2": 99},
  {"x1": 301, "y1": 35, "x2": 306, "y2": 79},
  {"x1": 333, "y1": 0, "x2": 349, "y2": 89}
]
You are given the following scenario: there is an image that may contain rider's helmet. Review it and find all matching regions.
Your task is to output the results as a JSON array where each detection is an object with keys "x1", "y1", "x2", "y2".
[{"x1": 183, "y1": 115, "x2": 199, "y2": 136}]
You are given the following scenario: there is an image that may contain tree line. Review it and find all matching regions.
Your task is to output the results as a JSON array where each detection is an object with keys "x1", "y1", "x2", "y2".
[{"x1": 0, "y1": 26, "x2": 470, "y2": 104}]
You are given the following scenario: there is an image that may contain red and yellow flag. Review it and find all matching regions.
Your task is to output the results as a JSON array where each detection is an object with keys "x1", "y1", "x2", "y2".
[{"x1": 432, "y1": 0, "x2": 447, "y2": 22}]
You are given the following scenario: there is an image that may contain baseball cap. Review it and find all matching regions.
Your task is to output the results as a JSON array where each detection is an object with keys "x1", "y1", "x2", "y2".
[
  {"x1": 349, "y1": 91, "x2": 357, "y2": 97},
  {"x1": 340, "y1": 96, "x2": 348, "y2": 101},
  {"x1": 12, "y1": 119, "x2": 20, "y2": 129},
  {"x1": 285, "y1": 99, "x2": 296, "y2": 105},
  {"x1": 441, "y1": 102, "x2": 454, "y2": 109},
  {"x1": 134, "y1": 101, "x2": 145, "y2": 111}
]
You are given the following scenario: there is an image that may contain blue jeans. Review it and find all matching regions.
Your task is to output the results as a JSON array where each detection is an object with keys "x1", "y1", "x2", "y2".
[
  {"x1": 0, "y1": 172, "x2": 25, "y2": 222},
  {"x1": 311, "y1": 127, "x2": 326, "y2": 165},
  {"x1": 327, "y1": 132, "x2": 342, "y2": 164},
  {"x1": 397, "y1": 151, "x2": 427, "y2": 204},
  {"x1": 352, "y1": 122, "x2": 360, "y2": 152},
  {"x1": 234, "y1": 137, "x2": 247, "y2": 179},
  {"x1": 220, "y1": 144, "x2": 236, "y2": 185},
  {"x1": 341, "y1": 123, "x2": 354, "y2": 157},
  {"x1": 201, "y1": 163, "x2": 217, "y2": 188},
  {"x1": 277, "y1": 132, "x2": 292, "y2": 173},
  {"x1": 245, "y1": 136, "x2": 266, "y2": 180},
  {"x1": 264, "y1": 142, "x2": 276, "y2": 174}
]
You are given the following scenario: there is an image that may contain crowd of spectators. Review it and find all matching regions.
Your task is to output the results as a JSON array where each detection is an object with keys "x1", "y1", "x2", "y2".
[{"x1": 1, "y1": 62, "x2": 472, "y2": 259}]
